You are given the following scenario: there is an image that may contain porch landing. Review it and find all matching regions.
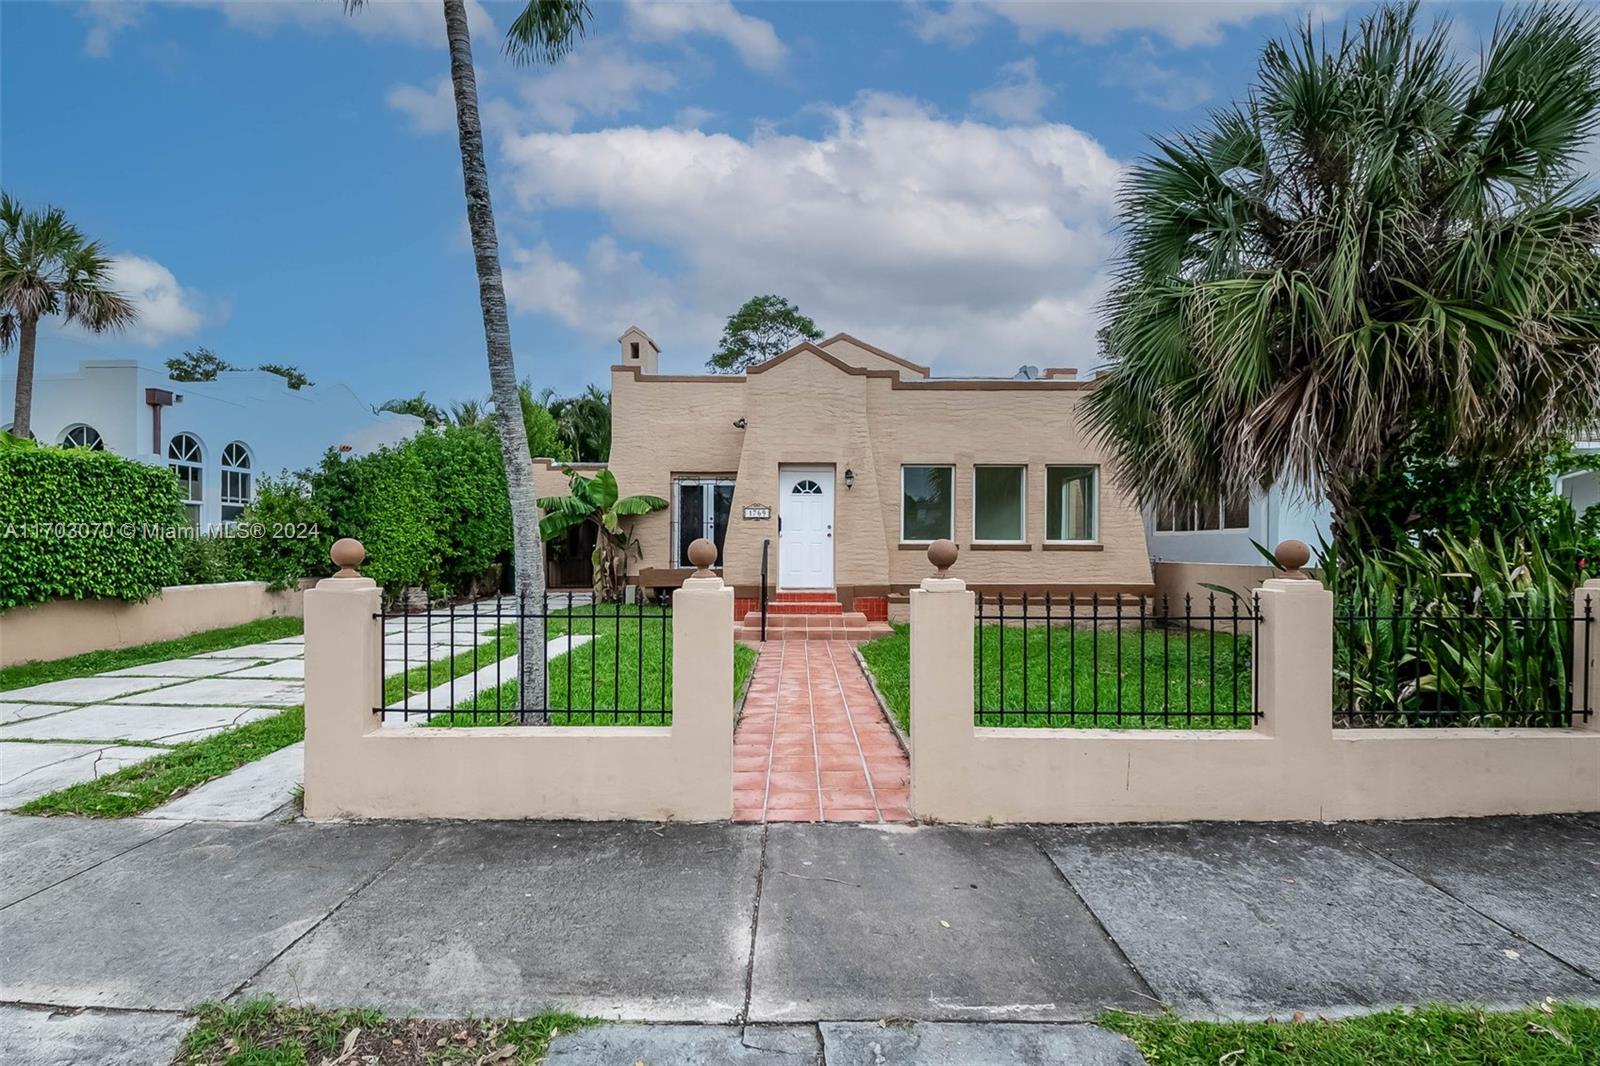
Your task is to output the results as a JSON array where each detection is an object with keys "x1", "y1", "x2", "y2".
[
  {"x1": 733, "y1": 641, "x2": 911, "y2": 823},
  {"x1": 733, "y1": 590, "x2": 893, "y2": 644}
]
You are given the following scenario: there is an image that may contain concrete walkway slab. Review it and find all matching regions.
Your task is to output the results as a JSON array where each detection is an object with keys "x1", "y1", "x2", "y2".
[
  {"x1": 749, "y1": 825, "x2": 1151, "y2": 1022},
  {"x1": 1338, "y1": 815, "x2": 1600, "y2": 979},
  {"x1": 143, "y1": 742, "x2": 303, "y2": 821},
  {"x1": 248, "y1": 821, "x2": 763, "y2": 1021},
  {"x1": 0, "y1": 815, "x2": 180, "y2": 908},
  {"x1": 0, "y1": 742, "x2": 168, "y2": 808},
  {"x1": 547, "y1": 1024, "x2": 820, "y2": 1064},
  {"x1": 0, "y1": 703, "x2": 278, "y2": 744},
  {"x1": 193, "y1": 642, "x2": 303, "y2": 660},
  {"x1": 0, "y1": 1004, "x2": 189, "y2": 1066},
  {"x1": 224, "y1": 658, "x2": 307, "y2": 680},
  {"x1": 109, "y1": 676, "x2": 302, "y2": 707},
  {"x1": 0, "y1": 820, "x2": 414, "y2": 1010},
  {"x1": 818, "y1": 1022, "x2": 1147, "y2": 1065},
  {"x1": 102, "y1": 657, "x2": 261, "y2": 678},
  {"x1": 1036, "y1": 822, "x2": 1600, "y2": 1017},
  {"x1": 0, "y1": 675, "x2": 181, "y2": 704},
  {"x1": 0, "y1": 702, "x2": 76, "y2": 725}
]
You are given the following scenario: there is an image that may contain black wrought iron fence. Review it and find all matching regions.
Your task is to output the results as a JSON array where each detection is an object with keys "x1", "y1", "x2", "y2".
[
  {"x1": 974, "y1": 592, "x2": 1260, "y2": 728},
  {"x1": 1334, "y1": 593, "x2": 1593, "y2": 728},
  {"x1": 375, "y1": 592, "x2": 672, "y2": 726}
]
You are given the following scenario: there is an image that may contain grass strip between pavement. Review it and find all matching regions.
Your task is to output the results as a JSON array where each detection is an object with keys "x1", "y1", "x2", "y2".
[
  {"x1": 0, "y1": 616, "x2": 305, "y2": 693},
  {"x1": 178, "y1": 998, "x2": 596, "y2": 1065},
  {"x1": 1101, "y1": 1002, "x2": 1600, "y2": 1065}
]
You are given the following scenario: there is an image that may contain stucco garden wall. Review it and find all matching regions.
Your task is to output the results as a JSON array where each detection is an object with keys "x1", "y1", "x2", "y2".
[{"x1": 0, "y1": 581, "x2": 304, "y2": 667}]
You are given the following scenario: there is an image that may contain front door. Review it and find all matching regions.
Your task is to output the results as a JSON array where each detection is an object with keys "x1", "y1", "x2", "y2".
[{"x1": 778, "y1": 466, "x2": 834, "y2": 588}]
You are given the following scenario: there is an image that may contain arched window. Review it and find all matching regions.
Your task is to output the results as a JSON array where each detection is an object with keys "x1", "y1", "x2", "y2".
[
  {"x1": 220, "y1": 442, "x2": 253, "y2": 523},
  {"x1": 167, "y1": 433, "x2": 204, "y2": 523},
  {"x1": 60, "y1": 424, "x2": 104, "y2": 450},
  {"x1": 791, "y1": 479, "x2": 823, "y2": 495}
]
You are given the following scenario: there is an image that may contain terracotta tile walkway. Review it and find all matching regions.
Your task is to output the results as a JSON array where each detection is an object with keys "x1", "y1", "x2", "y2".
[{"x1": 732, "y1": 641, "x2": 912, "y2": 823}]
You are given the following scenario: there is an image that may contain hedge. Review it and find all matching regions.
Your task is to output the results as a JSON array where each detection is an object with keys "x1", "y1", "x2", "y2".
[{"x1": 0, "y1": 444, "x2": 190, "y2": 610}]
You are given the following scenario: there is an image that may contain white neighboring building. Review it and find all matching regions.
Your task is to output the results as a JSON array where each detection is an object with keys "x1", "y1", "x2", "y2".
[
  {"x1": 1146, "y1": 485, "x2": 1331, "y2": 566},
  {"x1": 1562, "y1": 426, "x2": 1600, "y2": 516},
  {"x1": 3, "y1": 359, "x2": 421, "y2": 526}
]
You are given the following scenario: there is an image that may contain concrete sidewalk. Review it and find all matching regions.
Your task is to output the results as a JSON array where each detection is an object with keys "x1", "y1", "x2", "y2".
[{"x1": 2, "y1": 813, "x2": 1597, "y2": 1063}]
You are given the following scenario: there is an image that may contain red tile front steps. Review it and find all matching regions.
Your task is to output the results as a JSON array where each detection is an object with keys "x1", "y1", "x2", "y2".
[
  {"x1": 733, "y1": 640, "x2": 911, "y2": 823},
  {"x1": 733, "y1": 590, "x2": 893, "y2": 645}
]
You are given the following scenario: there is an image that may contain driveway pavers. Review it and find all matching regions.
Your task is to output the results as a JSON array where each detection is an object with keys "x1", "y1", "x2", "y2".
[{"x1": 0, "y1": 741, "x2": 169, "y2": 807}]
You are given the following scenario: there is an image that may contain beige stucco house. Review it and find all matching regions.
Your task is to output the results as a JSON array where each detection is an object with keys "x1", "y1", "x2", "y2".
[{"x1": 533, "y1": 328, "x2": 1153, "y2": 626}]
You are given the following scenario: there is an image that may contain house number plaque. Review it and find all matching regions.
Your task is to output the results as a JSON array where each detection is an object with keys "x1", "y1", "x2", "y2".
[{"x1": 743, "y1": 505, "x2": 772, "y2": 520}]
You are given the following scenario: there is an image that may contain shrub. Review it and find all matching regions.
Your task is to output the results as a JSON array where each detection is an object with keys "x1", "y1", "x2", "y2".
[
  {"x1": 230, "y1": 476, "x2": 333, "y2": 591},
  {"x1": 0, "y1": 444, "x2": 190, "y2": 610}
]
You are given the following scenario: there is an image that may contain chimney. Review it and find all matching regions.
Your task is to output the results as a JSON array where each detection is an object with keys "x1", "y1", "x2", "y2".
[{"x1": 618, "y1": 326, "x2": 660, "y2": 375}]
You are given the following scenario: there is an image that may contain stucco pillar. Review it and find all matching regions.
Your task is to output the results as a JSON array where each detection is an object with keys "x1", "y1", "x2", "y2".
[
  {"x1": 909, "y1": 541, "x2": 974, "y2": 818},
  {"x1": 670, "y1": 546, "x2": 735, "y2": 818},
  {"x1": 1576, "y1": 579, "x2": 1600, "y2": 733},
  {"x1": 1252, "y1": 541, "x2": 1335, "y2": 754},
  {"x1": 303, "y1": 539, "x2": 381, "y2": 821}
]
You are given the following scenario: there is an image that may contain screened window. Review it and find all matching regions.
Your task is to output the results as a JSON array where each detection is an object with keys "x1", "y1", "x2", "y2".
[
  {"x1": 167, "y1": 433, "x2": 204, "y2": 523},
  {"x1": 60, "y1": 424, "x2": 104, "y2": 450},
  {"x1": 673, "y1": 478, "x2": 735, "y2": 568},
  {"x1": 1046, "y1": 466, "x2": 1097, "y2": 542},
  {"x1": 220, "y1": 442, "x2": 253, "y2": 523},
  {"x1": 973, "y1": 466, "x2": 1025, "y2": 542},
  {"x1": 1155, "y1": 494, "x2": 1252, "y2": 533},
  {"x1": 901, "y1": 465, "x2": 954, "y2": 541}
]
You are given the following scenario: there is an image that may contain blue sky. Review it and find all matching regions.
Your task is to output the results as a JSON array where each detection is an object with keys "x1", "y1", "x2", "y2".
[{"x1": 3, "y1": 0, "x2": 1509, "y2": 410}]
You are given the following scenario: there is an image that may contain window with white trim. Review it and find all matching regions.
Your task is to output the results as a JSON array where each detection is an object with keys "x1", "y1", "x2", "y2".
[
  {"x1": 60, "y1": 424, "x2": 104, "y2": 450},
  {"x1": 167, "y1": 433, "x2": 204, "y2": 523},
  {"x1": 901, "y1": 465, "x2": 954, "y2": 542},
  {"x1": 673, "y1": 477, "x2": 735, "y2": 568},
  {"x1": 973, "y1": 465, "x2": 1025, "y2": 542},
  {"x1": 220, "y1": 442, "x2": 253, "y2": 523},
  {"x1": 1046, "y1": 466, "x2": 1097, "y2": 542},
  {"x1": 1155, "y1": 492, "x2": 1251, "y2": 533}
]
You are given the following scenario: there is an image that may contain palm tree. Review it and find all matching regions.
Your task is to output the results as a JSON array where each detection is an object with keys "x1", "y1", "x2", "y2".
[
  {"x1": 542, "y1": 383, "x2": 611, "y2": 461},
  {"x1": 538, "y1": 468, "x2": 666, "y2": 602},
  {"x1": 345, "y1": 0, "x2": 592, "y2": 720},
  {"x1": 1086, "y1": 3, "x2": 1600, "y2": 549},
  {"x1": 1, "y1": 194, "x2": 137, "y2": 439}
]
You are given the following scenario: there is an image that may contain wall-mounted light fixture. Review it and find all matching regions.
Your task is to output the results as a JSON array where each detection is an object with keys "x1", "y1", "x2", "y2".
[
  {"x1": 733, "y1": 418, "x2": 747, "y2": 429},
  {"x1": 844, "y1": 467, "x2": 855, "y2": 490}
]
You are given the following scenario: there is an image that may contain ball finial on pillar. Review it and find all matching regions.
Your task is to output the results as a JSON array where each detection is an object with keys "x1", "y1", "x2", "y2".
[
  {"x1": 1274, "y1": 539, "x2": 1311, "y2": 578},
  {"x1": 687, "y1": 537, "x2": 718, "y2": 577},
  {"x1": 330, "y1": 538, "x2": 366, "y2": 578},
  {"x1": 928, "y1": 538, "x2": 958, "y2": 577}
]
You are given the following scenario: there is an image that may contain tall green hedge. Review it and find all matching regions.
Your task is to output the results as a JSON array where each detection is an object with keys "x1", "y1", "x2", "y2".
[{"x1": 0, "y1": 444, "x2": 190, "y2": 610}]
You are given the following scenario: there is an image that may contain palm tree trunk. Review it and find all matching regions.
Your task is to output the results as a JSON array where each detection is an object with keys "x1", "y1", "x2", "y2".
[
  {"x1": 10, "y1": 315, "x2": 38, "y2": 440},
  {"x1": 442, "y1": 0, "x2": 547, "y2": 723}
]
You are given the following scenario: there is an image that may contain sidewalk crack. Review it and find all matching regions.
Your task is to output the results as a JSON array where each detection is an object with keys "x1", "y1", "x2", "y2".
[{"x1": 739, "y1": 822, "x2": 771, "y2": 1025}]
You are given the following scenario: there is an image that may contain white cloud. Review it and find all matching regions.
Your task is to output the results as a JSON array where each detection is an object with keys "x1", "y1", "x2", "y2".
[
  {"x1": 513, "y1": 47, "x2": 677, "y2": 131},
  {"x1": 388, "y1": 77, "x2": 456, "y2": 133},
  {"x1": 971, "y1": 57, "x2": 1053, "y2": 123},
  {"x1": 1103, "y1": 42, "x2": 1214, "y2": 111},
  {"x1": 911, "y1": 1, "x2": 1322, "y2": 49},
  {"x1": 215, "y1": 0, "x2": 496, "y2": 48},
  {"x1": 625, "y1": 0, "x2": 786, "y2": 71},
  {"x1": 68, "y1": 255, "x2": 206, "y2": 346},
  {"x1": 674, "y1": 106, "x2": 719, "y2": 130},
  {"x1": 78, "y1": 1, "x2": 144, "y2": 57},
  {"x1": 497, "y1": 94, "x2": 1122, "y2": 374}
]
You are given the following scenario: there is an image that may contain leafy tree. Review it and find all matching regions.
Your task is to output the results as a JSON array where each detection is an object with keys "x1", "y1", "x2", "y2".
[
  {"x1": 1, "y1": 194, "x2": 137, "y2": 439},
  {"x1": 257, "y1": 362, "x2": 313, "y2": 390},
  {"x1": 542, "y1": 383, "x2": 611, "y2": 461},
  {"x1": 449, "y1": 397, "x2": 485, "y2": 426},
  {"x1": 538, "y1": 467, "x2": 666, "y2": 602},
  {"x1": 165, "y1": 346, "x2": 236, "y2": 382},
  {"x1": 1085, "y1": 3, "x2": 1600, "y2": 549},
  {"x1": 517, "y1": 382, "x2": 570, "y2": 461},
  {"x1": 706, "y1": 294, "x2": 823, "y2": 373},
  {"x1": 377, "y1": 392, "x2": 446, "y2": 429},
  {"x1": 346, "y1": 0, "x2": 593, "y2": 719}
]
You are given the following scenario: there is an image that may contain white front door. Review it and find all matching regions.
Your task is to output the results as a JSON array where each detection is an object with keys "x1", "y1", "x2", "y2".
[{"x1": 778, "y1": 467, "x2": 834, "y2": 588}]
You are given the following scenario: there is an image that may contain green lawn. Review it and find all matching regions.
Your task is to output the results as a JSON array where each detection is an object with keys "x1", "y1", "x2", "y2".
[
  {"x1": 179, "y1": 998, "x2": 595, "y2": 1065},
  {"x1": 426, "y1": 603, "x2": 757, "y2": 726},
  {"x1": 858, "y1": 622, "x2": 1254, "y2": 733},
  {"x1": 1102, "y1": 1003, "x2": 1600, "y2": 1065},
  {"x1": 0, "y1": 616, "x2": 304, "y2": 693}
]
